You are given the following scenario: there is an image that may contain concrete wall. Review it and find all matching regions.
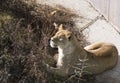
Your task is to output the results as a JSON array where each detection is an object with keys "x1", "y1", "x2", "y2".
[{"x1": 90, "y1": 0, "x2": 120, "y2": 31}]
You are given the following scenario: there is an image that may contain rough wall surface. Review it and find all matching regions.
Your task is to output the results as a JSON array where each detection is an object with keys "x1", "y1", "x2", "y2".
[{"x1": 37, "y1": 0, "x2": 120, "y2": 83}]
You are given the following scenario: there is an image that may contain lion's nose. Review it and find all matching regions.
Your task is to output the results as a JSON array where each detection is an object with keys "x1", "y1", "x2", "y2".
[
  {"x1": 51, "y1": 38, "x2": 54, "y2": 41},
  {"x1": 50, "y1": 38, "x2": 57, "y2": 48},
  {"x1": 51, "y1": 37, "x2": 55, "y2": 42}
]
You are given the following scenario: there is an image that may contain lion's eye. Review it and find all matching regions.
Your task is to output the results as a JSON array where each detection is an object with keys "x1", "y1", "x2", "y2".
[
  {"x1": 68, "y1": 36, "x2": 71, "y2": 41},
  {"x1": 59, "y1": 38, "x2": 63, "y2": 41}
]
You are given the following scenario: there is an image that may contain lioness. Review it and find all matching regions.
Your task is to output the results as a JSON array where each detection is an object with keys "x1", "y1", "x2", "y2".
[{"x1": 47, "y1": 24, "x2": 118, "y2": 76}]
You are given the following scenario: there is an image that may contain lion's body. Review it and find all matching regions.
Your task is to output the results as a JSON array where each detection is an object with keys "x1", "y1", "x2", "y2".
[
  {"x1": 48, "y1": 25, "x2": 118, "y2": 76},
  {"x1": 84, "y1": 42, "x2": 118, "y2": 74}
]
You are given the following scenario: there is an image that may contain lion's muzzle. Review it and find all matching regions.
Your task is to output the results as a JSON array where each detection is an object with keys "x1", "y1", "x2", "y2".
[{"x1": 50, "y1": 40, "x2": 57, "y2": 48}]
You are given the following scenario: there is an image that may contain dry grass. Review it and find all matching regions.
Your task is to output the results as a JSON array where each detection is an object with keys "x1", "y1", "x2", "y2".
[{"x1": 0, "y1": 0, "x2": 92, "y2": 83}]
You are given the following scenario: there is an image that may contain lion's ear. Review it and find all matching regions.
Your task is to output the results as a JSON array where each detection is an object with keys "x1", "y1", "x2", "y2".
[{"x1": 58, "y1": 24, "x2": 64, "y2": 31}]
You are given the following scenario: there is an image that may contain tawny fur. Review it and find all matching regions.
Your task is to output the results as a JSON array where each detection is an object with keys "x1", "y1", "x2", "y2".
[{"x1": 48, "y1": 25, "x2": 118, "y2": 76}]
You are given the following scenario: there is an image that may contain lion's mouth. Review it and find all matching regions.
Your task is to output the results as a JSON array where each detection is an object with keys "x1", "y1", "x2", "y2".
[{"x1": 50, "y1": 40, "x2": 57, "y2": 48}]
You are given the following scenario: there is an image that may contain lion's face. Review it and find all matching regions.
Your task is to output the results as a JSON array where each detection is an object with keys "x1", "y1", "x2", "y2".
[{"x1": 50, "y1": 29, "x2": 72, "y2": 49}]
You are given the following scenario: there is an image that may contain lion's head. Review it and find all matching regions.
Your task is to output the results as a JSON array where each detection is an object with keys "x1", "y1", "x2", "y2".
[{"x1": 50, "y1": 24, "x2": 78, "y2": 50}]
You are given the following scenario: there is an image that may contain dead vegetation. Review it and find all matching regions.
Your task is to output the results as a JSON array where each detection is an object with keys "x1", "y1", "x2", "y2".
[{"x1": 0, "y1": 0, "x2": 94, "y2": 83}]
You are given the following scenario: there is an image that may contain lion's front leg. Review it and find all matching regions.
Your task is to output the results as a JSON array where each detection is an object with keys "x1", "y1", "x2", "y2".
[{"x1": 46, "y1": 64, "x2": 69, "y2": 76}]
